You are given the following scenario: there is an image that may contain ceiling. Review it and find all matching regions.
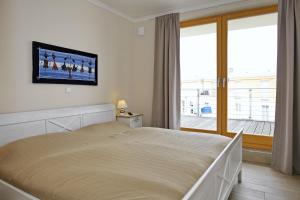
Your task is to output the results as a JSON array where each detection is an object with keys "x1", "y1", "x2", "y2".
[{"x1": 88, "y1": 0, "x2": 246, "y2": 22}]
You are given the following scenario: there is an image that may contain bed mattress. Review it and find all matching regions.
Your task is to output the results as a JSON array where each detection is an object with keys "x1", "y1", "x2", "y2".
[{"x1": 0, "y1": 122, "x2": 231, "y2": 200}]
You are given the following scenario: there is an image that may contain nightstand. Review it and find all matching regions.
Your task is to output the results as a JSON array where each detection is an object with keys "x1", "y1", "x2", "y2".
[{"x1": 116, "y1": 114, "x2": 143, "y2": 128}]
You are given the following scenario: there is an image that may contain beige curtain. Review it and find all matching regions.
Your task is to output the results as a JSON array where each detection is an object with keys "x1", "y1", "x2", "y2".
[
  {"x1": 152, "y1": 13, "x2": 180, "y2": 129},
  {"x1": 272, "y1": 0, "x2": 300, "y2": 175}
]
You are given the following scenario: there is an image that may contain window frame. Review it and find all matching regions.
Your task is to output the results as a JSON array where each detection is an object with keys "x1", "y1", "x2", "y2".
[{"x1": 180, "y1": 5, "x2": 278, "y2": 151}]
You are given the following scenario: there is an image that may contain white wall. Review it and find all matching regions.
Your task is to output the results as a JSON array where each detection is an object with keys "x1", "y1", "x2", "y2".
[
  {"x1": 0, "y1": 0, "x2": 133, "y2": 113},
  {"x1": 129, "y1": 0, "x2": 277, "y2": 126}
]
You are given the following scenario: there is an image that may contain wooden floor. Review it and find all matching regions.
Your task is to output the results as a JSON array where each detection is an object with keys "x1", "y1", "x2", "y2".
[
  {"x1": 181, "y1": 116, "x2": 275, "y2": 136},
  {"x1": 229, "y1": 163, "x2": 300, "y2": 200}
]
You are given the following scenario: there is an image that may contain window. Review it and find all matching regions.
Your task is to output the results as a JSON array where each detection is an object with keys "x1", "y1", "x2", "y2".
[
  {"x1": 227, "y1": 13, "x2": 277, "y2": 136},
  {"x1": 180, "y1": 23, "x2": 217, "y2": 131},
  {"x1": 180, "y1": 5, "x2": 278, "y2": 150}
]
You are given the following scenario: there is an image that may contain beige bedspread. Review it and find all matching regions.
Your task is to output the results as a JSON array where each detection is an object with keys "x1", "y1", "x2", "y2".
[{"x1": 0, "y1": 122, "x2": 231, "y2": 200}]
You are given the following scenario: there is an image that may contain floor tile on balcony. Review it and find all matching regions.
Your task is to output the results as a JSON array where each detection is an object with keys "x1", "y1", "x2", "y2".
[{"x1": 181, "y1": 116, "x2": 275, "y2": 136}]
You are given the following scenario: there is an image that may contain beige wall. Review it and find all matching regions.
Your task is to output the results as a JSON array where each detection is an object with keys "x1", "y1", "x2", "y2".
[
  {"x1": 0, "y1": 0, "x2": 133, "y2": 114},
  {"x1": 128, "y1": 20, "x2": 155, "y2": 126},
  {"x1": 129, "y1": 0, "x2": 277, "y2": 126}
]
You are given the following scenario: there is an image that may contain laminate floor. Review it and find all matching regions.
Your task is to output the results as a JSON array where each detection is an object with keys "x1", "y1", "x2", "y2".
[{"x1": 229, "y1": 162, "x2": 300, "y2": 200}]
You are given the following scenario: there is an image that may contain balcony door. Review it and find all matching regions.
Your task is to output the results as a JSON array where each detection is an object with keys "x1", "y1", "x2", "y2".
[
  {"x1": 180, "y1": 20, "x2": 220, "y2": 133},
  {"x1": 180, "y1": 6, "x2": 278, "y2": 150}
]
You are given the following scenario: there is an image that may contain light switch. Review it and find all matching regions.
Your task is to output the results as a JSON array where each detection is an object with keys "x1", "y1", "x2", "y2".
[
  {"x1": 65, "y1": 87, "x2": 72, "y2": 94},
  {"x1": 137, "y1": 26, "x2": 145, "y2": 36}
]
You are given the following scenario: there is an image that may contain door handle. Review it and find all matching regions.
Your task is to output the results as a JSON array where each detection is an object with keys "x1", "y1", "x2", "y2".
[
  {"x1": 217, "y1": 77, "x2": 222, "y2": 87},
  {"x1": 217, "y1": 77, "x2": 227, "y2": 88},
  {"x1": 222, "y1": 77, "x2": 227, "y2": 87}
]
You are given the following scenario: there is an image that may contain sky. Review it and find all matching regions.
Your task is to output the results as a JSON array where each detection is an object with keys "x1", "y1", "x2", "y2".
[{"x1": 180, "y1": 24, "x2": 277, "y2": 81}]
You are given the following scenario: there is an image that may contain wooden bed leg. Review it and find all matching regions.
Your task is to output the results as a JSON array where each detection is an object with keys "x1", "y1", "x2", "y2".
[{"x1": 238, "y1": 170, "x2": 242, "y2": 183}]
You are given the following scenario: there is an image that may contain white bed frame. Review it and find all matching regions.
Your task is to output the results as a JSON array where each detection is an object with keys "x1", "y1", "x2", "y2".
[{"x1": 0, "y1": 104, "x2": 242, "y2": 200}]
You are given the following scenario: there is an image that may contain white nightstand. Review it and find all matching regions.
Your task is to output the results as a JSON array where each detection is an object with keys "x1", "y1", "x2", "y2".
[{"x1": 116, "y1": 113, "x2": 143, "y2": 128}]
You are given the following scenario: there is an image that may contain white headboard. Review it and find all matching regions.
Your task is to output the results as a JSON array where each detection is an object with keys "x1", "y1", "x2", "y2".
[{"x1": 0, "y1": 104, "x2": 116, "y2": 146}]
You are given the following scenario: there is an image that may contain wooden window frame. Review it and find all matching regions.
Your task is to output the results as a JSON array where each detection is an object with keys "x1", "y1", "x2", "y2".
[{"x1": 180, "y1": 5, "x2": 278, "y2": 151}]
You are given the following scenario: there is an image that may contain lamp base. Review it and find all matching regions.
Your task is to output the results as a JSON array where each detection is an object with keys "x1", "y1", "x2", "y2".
[{"x1": 119, "y1": 109, "x2": 126, "y2": 115}]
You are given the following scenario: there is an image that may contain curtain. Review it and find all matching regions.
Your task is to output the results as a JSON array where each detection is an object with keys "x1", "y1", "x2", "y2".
[
  {"x1": 151, "y1": 13, "x2": 181, "y2": 129},
  {"x1": 272, "y1": 0, "x2": 300, "y2": 175}
]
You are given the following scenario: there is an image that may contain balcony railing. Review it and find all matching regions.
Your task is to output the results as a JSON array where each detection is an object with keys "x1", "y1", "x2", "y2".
[
  {"x1": 181, "y1": 88, "x2": 276, "y2": 122},
  {"x1": 181, "y1": 88, "x2": 276, "y2": 136}
]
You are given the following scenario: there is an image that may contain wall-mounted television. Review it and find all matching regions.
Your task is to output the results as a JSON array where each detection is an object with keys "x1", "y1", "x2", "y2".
[{"x1": 32, "y1": 41, "x2": 98, "y2": 85}]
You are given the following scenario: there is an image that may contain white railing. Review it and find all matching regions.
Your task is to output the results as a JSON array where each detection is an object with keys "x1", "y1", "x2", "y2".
[{"x1": 181, "y1": 88, "x2": 276, "y2": 122}]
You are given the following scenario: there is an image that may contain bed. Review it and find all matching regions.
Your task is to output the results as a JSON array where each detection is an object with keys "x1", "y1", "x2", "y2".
[{"x1": 0, "y1": 104, "x2": 242, "y2": 200}]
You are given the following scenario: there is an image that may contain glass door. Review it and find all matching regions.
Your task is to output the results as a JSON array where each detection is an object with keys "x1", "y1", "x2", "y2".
[
  {"x1": 180, "y1": 6, "x2": 278, "y2": 150},
  {"x1": 225, "y1": 9, "x2": 278, "y2": 150},
  {"x1": 227, "y1": 13, "x2": 277, "y2": 136},
  {"x1": 180, "y1": 21, "x2": 219, "y2": 133}
]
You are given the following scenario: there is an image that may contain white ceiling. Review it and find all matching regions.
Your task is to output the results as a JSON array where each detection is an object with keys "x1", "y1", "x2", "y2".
[{"x1": 88, "y1": 0, "x2": 246, "y2": 22}]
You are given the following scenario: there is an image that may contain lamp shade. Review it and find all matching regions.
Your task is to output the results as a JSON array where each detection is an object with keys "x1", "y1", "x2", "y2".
[{"x1": 117, "y1": 100, "x2": 128, "y2": 109}]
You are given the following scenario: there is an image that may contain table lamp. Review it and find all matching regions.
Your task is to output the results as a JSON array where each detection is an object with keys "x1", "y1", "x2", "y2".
[{"x1": 117, "y1": 99, "x2": 128, "y2": 115}]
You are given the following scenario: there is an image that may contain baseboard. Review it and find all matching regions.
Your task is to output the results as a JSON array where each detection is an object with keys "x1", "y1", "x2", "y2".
[{"x1": 242, "y1": 148, "x2": 272, "y2": 165}]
